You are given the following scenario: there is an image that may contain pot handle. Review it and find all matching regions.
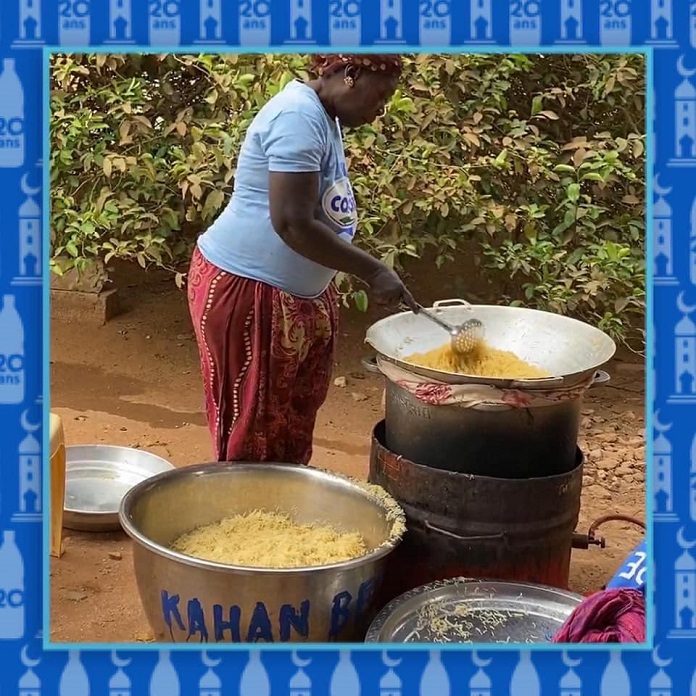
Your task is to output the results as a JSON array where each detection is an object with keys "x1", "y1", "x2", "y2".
[
  {"x1": 591, "y1": 370, "x2": 611, "y2": 386},
  {"x1": 508, "y1": 375, "x2": 565, "y2": 389},
  {"x1": 509, "y1": 370, "x2": 611, "y2": 391},
  {"x1": 432, "y1": 298, "x2": 474, "y2": 311},
  {"x1": 424, "y1": 519, "x2": 508, "y2": 544},
  {"x1": 362, "y1": 357, "x2": 381, "y2": 374}
]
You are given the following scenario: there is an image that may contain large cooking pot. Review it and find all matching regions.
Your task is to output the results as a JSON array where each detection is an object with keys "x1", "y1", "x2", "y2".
[
  {"x1": 364, "y1": 300, "x2": 616, "y2": 476},
  {"x1": 119, "y1": 462, "x2": 405, "y2": 643},
  {"x1": 365, "y1": 299, "x2": 617, "y2": 389},
  {"x1": 369, "y1": 421, "x2": 584, "y2": 601}
]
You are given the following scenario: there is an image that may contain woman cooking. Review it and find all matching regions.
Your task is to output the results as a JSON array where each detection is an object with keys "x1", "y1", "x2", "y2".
[{"x1": 188, "y1": 53, "x2": 416, "y2": 464}]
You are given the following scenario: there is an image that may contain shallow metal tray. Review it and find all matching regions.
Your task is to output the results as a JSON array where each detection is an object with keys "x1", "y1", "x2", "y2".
[
  {"x1": 64, "y1": 445, "x2": 175, "y2": 532},
  {"x1": 365, "y1": 578, "x2": 582, "y2": 644}
]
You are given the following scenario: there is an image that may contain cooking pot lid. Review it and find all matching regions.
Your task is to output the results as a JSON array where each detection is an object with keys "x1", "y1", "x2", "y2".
[{"x1": 365, "y1": 578, "x2": 582, "y2": 643}]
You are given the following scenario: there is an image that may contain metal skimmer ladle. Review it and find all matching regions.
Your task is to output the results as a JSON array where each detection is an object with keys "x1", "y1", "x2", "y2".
[{"x1": 413, "y1": 302, "x2": 485, "y2": 354}]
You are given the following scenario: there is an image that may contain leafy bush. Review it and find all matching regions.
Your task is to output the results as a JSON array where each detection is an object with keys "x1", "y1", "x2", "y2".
[{"x1": 50, "y1": 52, "x2": 645, "y2": 346}]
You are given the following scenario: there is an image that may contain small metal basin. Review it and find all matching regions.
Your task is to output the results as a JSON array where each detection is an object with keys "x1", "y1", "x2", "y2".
[
  {"x1": 365, "y1": 578, "x2": 583, "y2": 644},
  {"x1": 64, "y1": 445, "x2": 175, "y2": 532}
]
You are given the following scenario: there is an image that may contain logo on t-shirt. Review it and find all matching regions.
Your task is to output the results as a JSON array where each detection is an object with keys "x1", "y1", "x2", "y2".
[
  {"x1": 321, "y1": 177, "x2": 358, "y2": 232},
  {"x1": 606, "y1": 540, "x2": 646, "y2": 592}
]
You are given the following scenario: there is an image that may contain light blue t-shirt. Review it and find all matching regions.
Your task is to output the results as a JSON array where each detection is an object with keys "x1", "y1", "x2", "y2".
[{"x1": 197, "y1": 80, "x2": 358, "y2": 298}]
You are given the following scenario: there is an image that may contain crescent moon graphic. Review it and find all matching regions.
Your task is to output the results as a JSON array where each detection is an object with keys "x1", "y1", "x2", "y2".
[
  {"x1": 292, "y1": 652, "x2": 312, "y2": 668},
  {"x1": 678, "y1": 527, "x2": 696, "y2": 550},
  {"x1": 201, "y1": 651, "x2": 221, "y2": 668},
  {"x1": 677, "y1": 292, "x2": 696, "y2": 317},
  {"x1": 382, "y1": 652, "x2": 401, "y2": 668},
  {"x1": 562, "y1": 651, "x2": 581, "y2": 668},
  {"x1": 652, "y1": 646, "x2": 672, "y2": 668},
  {"x1": 111, "y1": 651, "x2": 131, "y2": 668},
  {"x1": 654, "y1": 410, "x2": 672, "y2": 434},
  {"x1": 678, "y1": 55, "x2": 696, "y2": 79},
  {"x1": 654, "y1": 175, "x2": 672, "y2": 198},
  {"x1": 21, "y1": 645, "x2": 40, "y2": 668},
  {"x1": 21, "y1": 409, "x2": 41, "y2": 434},
  {"x1": 472, "y1": 651, "x2": 492, "y2": 668},
  {"x1": 21, "y1": 173, "x2": 40, "y2": 198}
]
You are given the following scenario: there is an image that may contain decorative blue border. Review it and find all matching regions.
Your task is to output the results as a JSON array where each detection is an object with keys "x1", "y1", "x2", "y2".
[{"x1": 0, "y1": 0, "x2": 691, "y2": 691}]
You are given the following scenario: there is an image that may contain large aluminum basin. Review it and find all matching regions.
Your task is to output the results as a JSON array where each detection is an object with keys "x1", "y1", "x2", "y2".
[{"x1": 119, "y1": 462, "x2": 405, "y2": 643}]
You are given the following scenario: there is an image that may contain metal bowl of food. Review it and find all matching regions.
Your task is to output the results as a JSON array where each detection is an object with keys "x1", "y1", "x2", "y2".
[
  {"x1": 64, "y1": 445, "x2": 175, "y2": 532},
  {"x1": 365, "y1": 299, "x2": 616, "y2": 388},
  {"x1": 119, "y1": 462, "x2": 406, "y2": 643}
]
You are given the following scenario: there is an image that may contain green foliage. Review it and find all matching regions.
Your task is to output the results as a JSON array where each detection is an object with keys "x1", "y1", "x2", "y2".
[{"x1": 50, "y1": 53, "x2": 645, "y2": 345}]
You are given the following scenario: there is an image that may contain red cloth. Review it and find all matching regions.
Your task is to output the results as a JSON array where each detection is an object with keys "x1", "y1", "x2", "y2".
[
  {"x1": 187, "y1": 247, "x2": 338, "y2": 464},
  {"x1": 551, "y1": 588, "x2": 645, "y2": 643}
]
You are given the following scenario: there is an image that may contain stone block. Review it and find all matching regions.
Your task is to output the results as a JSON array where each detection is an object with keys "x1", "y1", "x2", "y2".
[
  {"x1": 50, "y1": 288, "x2": 121, "y2": 325},
  {"x1": 50, "y1": 257, "x2": 110, "y2": 294}
]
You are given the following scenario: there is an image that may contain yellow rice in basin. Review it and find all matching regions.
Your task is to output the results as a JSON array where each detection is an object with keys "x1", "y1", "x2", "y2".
[
  {"x1": 170, "y1": 509, "x2": 367, "y2": 568},
  {"x1": 404, "y1": 341, "x2": 549, "y2": 379}
]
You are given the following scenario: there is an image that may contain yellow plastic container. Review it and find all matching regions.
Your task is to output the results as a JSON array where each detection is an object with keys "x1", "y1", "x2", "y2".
[{"x1": 49, "y1": 413, "x2": 66, "y2": 558}]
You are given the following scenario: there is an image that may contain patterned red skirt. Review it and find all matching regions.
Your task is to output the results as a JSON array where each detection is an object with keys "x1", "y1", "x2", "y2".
[{"x1": 187, "y1": 246, "x2": 338, "y2": 464}]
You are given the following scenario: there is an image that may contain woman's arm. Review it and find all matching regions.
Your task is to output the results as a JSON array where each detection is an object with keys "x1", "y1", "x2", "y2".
[
  {"x1": 269, "y1": 170, "x2": 381, "y2": 280},
  {"x1": 269, "y1": 170, "x2": 415, "y2": 308}
]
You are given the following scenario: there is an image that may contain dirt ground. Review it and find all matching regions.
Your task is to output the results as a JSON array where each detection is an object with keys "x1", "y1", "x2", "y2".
[{"x1": 49, "y1": 267, "x2": 646, "y2": 643}]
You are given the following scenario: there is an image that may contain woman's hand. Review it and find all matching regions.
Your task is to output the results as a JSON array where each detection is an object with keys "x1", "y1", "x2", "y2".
[{"x1": 366, "y1": 265, "x2": 418, "y2": 311}]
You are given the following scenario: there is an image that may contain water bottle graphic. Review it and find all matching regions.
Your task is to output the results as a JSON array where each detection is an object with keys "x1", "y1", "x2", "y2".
[
  {"x1": 510, "y1": 652, "x2": 540, "y2": 696},
  {"x1": 59, "y1": 651, "x2": 90, "y2": 696},
  {"x1": 0, "y1": 530, "x2": 25, "y2": 640},
  {"x1": 420, "y1": 651, "x2": 450, "y2": 695},
  {"x1": 330, "y1": 651, "x2": 360, "y2": 696},
  {"x1": 600, "y1": 652, "x2": 631, "y2": 696},
  {"x1": 0, "y1": 295, "x2": 26, "y2": 405},
  {"x1": 240, "y1": 652, "x2": 270, "y2": 696},
  {"x1": 0, "y1": 60, "x2": 26, "y2": 168},
  {"x1": 150, "y1": 651, "x2": 180, "y2": 696}
]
